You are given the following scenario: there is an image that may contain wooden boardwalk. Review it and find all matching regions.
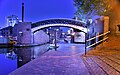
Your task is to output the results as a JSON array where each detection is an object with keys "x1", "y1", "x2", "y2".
[
  {"x1": 82, "y1": 53, "x2": 120, "y2": 75},
  {"x1": 82, "y1": 42, "x2": 120, "y2": 75}
]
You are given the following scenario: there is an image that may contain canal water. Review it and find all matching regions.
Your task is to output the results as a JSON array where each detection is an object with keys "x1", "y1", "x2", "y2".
[{"x1": 0, "y1": 44, "x2": 49, "y2": 75}]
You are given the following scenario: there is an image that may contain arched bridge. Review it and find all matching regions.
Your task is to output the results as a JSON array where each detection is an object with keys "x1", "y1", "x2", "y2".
[{"x1": 31, "y1": 18, "x2": 87, "y2": 33}]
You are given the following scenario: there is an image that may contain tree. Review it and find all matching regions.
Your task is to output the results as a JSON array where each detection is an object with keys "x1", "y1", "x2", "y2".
[{"x1": 73, "y1": 0, "x2": 112, "y2": 20}]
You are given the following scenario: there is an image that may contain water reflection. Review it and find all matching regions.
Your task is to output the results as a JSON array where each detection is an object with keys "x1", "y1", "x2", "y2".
[
  {"x1": 0, "y1": 44, "x2": 49, "y2": 75},
  {"x1": 6, "y1": 47, "x2": 17, "y2": 60},
  {"x1": 16, "y1": 47, "x2": 32, "y2": 68},
  {"x1": 31, "y1": 44, "x2": 49, "y2": 59},
  {"x1": 0, "y1": 48, "x2": 17, "y2": 75},
  {"x1": 16, "y1": 44, "x2": 49, "y2": 68}
]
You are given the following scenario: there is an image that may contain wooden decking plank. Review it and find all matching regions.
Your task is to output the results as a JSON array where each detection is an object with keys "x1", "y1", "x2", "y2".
[
  {"x1": 91, "y1": 56, "x2": 120, "y2": 75},
  {"x1": 82, "y1": 56, "x2": 107, "y2": 75},
  {"x1": 98, "y1": 56, "x2": 120, "y2": 73},
  {"x1": 86, "y1": 57, "x2": 107, "y2": 75},
  {"x1": 82, "y1": 56, "x2": 95, "y2": 75},
  {"x1": 112, "y1": 55, "x2": 120, "y2": 60},
  {"x1": 90, "y1": 56, "x2": 108, "y2": 75},
  {"x1": 106, "y1": 56, "x2": 120, "y2": 65}
]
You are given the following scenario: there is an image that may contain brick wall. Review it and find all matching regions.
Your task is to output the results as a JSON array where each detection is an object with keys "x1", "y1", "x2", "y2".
[
  {"x1": 13, "y1": 22, "x2": 32, "y2": 44},
  {"x1": 33, "y1": 30, "x2": 49, "y2": 44},
  {"x1": 13, "y1": 22, "x2": 49, "y2": 45}
]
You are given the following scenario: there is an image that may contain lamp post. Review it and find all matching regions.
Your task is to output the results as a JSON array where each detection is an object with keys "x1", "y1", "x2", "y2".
[
  {"x1": 54, "y1": 29, "x2": 59, "y2": 51},
  {"x1": 54, "y1": 30, "x2": 57, "y2": 51}
]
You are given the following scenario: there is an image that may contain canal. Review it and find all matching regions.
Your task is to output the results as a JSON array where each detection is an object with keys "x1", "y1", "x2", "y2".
[{"x1": 0, "y1": 44, "x2": 49, "y2": 75}]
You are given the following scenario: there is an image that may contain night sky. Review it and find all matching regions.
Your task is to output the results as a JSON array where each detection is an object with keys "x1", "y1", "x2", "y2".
[{"x1": 0, "y1": 0, "x2": 75, "y2": 28}]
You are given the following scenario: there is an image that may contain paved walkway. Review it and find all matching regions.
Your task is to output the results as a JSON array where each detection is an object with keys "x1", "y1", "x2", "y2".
[
  {"x1": 9, "y1": 44, "x2": 90, "y2": 75},
  {"x1": 9, "y1": 35, "x2": 120, "y2": 75}
]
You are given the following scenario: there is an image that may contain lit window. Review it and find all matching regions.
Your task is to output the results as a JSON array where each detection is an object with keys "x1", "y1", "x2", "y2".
[{"x1": 19, "y1": 32, "x2": 23, "y2": 36}]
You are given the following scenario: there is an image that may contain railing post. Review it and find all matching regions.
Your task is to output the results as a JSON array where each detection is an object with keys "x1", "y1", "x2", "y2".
[
  {"x1": 85, "y1": 33, "x2": 87, "y2": 55},
  {"x1": 95, "y1": 32, "x2": 97, "y2": 50}
]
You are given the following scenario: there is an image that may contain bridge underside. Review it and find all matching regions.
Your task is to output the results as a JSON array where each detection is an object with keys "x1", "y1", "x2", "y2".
[
  {"x1": 31, "y1": 24, "x2": 87, "y2": 33},
  {"x1": 31, "y1": 18, "x2": 87, "y2": 33}
]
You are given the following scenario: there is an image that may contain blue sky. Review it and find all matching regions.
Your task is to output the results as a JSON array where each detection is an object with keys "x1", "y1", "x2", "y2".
[{"x1": 0, "y1": 0, "x2": 75, "y2": 28}]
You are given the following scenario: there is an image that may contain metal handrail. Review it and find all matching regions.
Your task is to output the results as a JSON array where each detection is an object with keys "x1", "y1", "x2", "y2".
[
  {"x1": 84, "y1": 31, "x2": 110, "y2": 55},
  {"x1": 86, "y1": 37, "x2": 108, "y2": 48},
  {"x1": 86, "y1": 31, "x2": 110, "y2": 42}
]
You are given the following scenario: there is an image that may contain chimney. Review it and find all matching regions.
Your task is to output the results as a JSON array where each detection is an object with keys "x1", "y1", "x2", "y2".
[{"x1": 22, "y1": 3, "x2": 24, "y2": 22}]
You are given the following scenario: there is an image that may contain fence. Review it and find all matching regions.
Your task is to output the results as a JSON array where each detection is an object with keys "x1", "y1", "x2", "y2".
[{"x1": 84, "y1": 31, "x2": 110, "y2": 55}]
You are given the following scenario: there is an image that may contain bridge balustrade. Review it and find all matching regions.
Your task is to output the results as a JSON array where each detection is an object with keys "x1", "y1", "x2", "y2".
[{"x1": 31, "y1": 19, "x2": 84, "y2": 28}]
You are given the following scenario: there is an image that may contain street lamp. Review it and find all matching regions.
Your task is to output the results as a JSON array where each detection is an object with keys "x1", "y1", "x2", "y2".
[{"x1": 54, "y1": 29, "x2": 59, "y2": 51}]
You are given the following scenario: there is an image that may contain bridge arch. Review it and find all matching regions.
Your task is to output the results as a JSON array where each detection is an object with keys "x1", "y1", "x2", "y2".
[{"x1": 31, "y1": 18, "x2": 87, "y2": 33}]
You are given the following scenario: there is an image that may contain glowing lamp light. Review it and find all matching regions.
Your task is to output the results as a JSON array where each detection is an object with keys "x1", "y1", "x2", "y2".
[
  {"x1": 88, "y1": 19, "x2": 92, "y2": 24},
  {"x1": 19, "y1": 32, "x2": 23, "y2": 34},
  {"x1": 71, "y1": 32, "x2": 75, "y2": 36},
  {"x1": 56, "y1": 29, "x2": 59, "y2": 31},
  {"x1": 62, "y1": 33, "x2": 65, "y2": 35},
  {"x1": 87, "y1": 29, "x2": 90, "y2": 32},
  {"x1": 0, "y1": 36, "x2": 3, "y2": 37},
  {"x1": 68, "y1": 30, "x2": 71, "y2": 34}
]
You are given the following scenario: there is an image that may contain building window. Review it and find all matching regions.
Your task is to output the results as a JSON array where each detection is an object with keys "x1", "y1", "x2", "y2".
[
  {"x1": 19, "y1": 32, "x2": 23, "y2": 37},
  {"x1": 117, "y1": 25, "x2": 120, "y2": 31}
]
